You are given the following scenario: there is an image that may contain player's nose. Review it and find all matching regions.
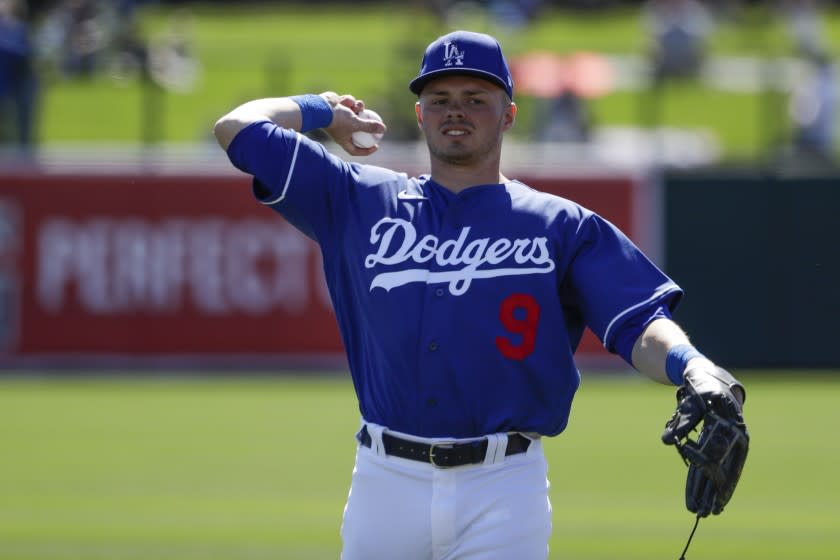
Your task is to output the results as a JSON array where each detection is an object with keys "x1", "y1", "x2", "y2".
[{"x1": 443, "y1": 99, "x2": 466, "y2": 116}]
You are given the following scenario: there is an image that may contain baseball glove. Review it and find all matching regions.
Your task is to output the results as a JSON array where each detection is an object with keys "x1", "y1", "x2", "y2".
[{"x1": 662, "y1": 366, "x2": 749, "y2": 517}]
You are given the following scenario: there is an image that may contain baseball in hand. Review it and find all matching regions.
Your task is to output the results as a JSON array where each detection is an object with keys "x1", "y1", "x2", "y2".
[{"x1": 351, "y1": 109, "x2": 384, "y2": 148}]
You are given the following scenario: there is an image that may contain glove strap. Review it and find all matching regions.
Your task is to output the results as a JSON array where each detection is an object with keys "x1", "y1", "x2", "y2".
[{"x1": 678, "y1": 514, "x2": 702, "y2": 560}]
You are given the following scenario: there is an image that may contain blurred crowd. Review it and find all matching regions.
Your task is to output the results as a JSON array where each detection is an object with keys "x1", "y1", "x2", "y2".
[
  {"x1": 780, "y1": 0, "x2": 836, "y2": 162},
  {"x1": 0, "y1": 0, "x2": 199, "y2": 153},
  {"x1": 0, "y1": 0, "x2": 38, "y2": 152},
  {"x1": 0, "y1": 0, "x2": 836, "y2": 164}
]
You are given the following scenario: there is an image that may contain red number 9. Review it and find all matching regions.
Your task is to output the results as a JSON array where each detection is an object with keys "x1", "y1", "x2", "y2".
[{"x1": 495, "y1": 293, "x2": 541, "y2": 360}]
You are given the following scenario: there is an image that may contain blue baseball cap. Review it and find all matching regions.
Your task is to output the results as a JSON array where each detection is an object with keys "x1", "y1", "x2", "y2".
[{"x1": 409, "y1": 30, "x2": 514, "y2": 99}]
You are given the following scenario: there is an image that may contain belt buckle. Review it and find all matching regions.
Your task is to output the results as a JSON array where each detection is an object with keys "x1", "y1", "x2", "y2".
[{"x1": 428, "y1": 442, "x2": 454, "y2": 468}]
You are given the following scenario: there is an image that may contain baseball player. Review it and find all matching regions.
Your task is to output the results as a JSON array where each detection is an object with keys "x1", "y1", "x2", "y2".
[{"x1": 214, "y1": 30, "x2": 748, "y2": 560}]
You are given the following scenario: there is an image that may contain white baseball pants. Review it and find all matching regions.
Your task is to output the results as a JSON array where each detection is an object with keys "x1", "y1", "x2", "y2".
[{"x1": 340, "y1": 421, "x2": 552, "y2": 560}]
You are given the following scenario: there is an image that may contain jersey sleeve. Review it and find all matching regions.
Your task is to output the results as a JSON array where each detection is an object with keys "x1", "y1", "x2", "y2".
[
  {"x1": 565, "y1": 212, "x2": 683, "y2": 355},
  {"x1": 225, "y1": 120, "x2": 352, "y2": 242},
  {"x1": 610, "y1": 304, "x2": 673, "y2": 366}
]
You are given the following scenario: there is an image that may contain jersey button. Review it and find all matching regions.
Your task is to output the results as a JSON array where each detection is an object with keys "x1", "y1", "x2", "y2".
[
  {"x1": 435, "y1": 288, "x2": 444, "y2": 297},
  {"x1": 428, "y1": 341, "x2": 439, "y2": 351}
]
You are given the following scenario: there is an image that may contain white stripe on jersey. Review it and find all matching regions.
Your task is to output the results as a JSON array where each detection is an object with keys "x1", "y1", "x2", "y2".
[
  {"x1": 602, "y1": 283, "x2": 681, "y2": 348},
  {"x1": 262, "y1": 133, "x2": 302, "y2": 205}
]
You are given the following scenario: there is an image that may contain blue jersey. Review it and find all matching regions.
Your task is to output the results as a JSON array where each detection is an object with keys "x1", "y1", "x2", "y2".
[{"x1": 227, "y1": 121, "x2": 683, "y2": 439}]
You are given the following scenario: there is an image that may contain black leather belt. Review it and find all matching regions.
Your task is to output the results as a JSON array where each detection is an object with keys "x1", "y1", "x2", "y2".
[{"x1": 357, "y1": 425, "x2": 531, "y2": 468}]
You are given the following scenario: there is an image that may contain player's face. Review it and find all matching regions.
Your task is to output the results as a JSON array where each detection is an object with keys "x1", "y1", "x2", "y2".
[{"x1": 415, "y1": 76, "x2": 516, "y2": 167}]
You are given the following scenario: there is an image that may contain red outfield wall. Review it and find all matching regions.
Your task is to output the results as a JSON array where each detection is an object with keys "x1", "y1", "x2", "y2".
[{"x1": 0, "y1": 171, "x2": 655, "y2": 369}]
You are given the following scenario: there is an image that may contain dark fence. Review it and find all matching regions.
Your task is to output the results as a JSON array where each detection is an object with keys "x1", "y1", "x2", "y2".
[{"x1": 664, "y1": 171, "x2": 839, "y2": 368}]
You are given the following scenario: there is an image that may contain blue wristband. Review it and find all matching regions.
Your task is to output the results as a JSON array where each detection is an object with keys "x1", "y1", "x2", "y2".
[
  {"x1": 665, "y1": 344, "x2": 705, "y2": 386},
  {"x1": 289, "y1": 94, "x2": 333, "y2": 132}
]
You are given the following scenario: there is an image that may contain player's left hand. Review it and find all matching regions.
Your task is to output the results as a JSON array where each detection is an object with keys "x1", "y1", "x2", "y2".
[
  {"x1": 320, "y1": 92, "x2": 386, "y2": 157},
  {"x1": 662, "y1": 366, "x2": 749, "y2": 517}
]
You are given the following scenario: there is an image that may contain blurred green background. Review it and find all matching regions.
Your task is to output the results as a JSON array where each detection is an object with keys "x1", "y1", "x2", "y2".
[
  {"x1": 2, "y1": 3, "x2": 839, "y2": 559},
  {"x1": 7, "y1": 1, "x2": 839, "y2": 163}
]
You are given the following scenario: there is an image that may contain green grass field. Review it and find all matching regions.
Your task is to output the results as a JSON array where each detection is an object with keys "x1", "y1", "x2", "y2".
[{"x1": 1, "y1": 372, "x2": 837, "y2": 559}]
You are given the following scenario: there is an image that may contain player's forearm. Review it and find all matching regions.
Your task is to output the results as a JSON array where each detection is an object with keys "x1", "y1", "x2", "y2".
[
  {"x1": 631, "y1": 318, "x2": 712, "y2": 385},
  {"x1": 213, "y1": 97, "x2": 304, "y2": 150},
  {"x1": 214, "y1": 92, "x2": 384, "y2": 157}
]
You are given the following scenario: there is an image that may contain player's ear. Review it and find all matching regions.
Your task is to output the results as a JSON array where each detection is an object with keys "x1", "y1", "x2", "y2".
[
  {"x1": 415, "y1": 101, "x2": 423, "y2": 125},
  {"x1": 502, "y1": 101, "x2": 516, "y2": 132}
]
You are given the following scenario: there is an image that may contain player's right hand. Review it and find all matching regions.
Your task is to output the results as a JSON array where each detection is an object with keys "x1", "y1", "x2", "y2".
[{"x1": 320, "y1": 92, "x2": 386, "y2": 157}]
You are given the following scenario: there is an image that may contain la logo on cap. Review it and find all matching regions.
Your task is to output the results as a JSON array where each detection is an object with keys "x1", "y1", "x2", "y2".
[
  {"x1": 443, "y1": 42, "x2": 465, "y2": 67},
  {"x1": 409, "y1": 30, "x2": 514, "y2": 99}
]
